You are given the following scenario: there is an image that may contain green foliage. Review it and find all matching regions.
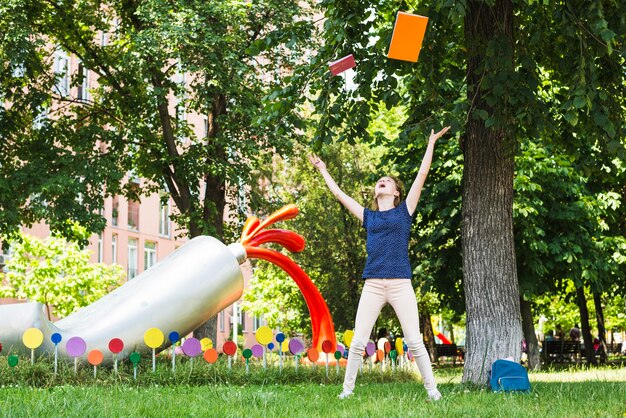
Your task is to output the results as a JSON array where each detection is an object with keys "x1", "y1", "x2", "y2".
[
  {"x1": 0, "y1": 0, "x2": 315, "y2": 240},
  {"x1": 0, "y1": 229, "x2": 124, "y2": 318},
  {"x1": 241, "y1": 262, "x2": 308, "y2": 335}
]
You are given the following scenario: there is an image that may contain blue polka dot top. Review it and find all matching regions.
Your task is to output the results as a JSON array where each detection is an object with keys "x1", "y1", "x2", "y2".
[{"x1": 362, "y1": 200, "x2": 414, "y2": 279}]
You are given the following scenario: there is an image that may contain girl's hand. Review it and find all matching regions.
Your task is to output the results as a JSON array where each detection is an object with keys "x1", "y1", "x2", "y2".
[
  {"x1": 308, "y1": 154, "x2": 326, "y2": 171},
  {"x1": 429, "y1": 126, "x2": 451, "y2": 144}
]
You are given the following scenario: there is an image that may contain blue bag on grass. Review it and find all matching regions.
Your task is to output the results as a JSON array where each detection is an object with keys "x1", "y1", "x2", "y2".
[{"x1": 490, "y1": 359, "x2": 531, "y2": 392}]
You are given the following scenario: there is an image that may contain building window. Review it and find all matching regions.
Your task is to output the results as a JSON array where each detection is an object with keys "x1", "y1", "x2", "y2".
[
  {"x1": 219, "y1": 311, "x2": 225, "y2": 332},
  {"x1": 111, "y1": 195, "x2": 119, "y2": 226},
  {"x1": 175, "y1": 69, "x2": 187, "y2": 122},
  {"x1": 128, "y1": 238, "x2": 138, "y2": 280},
  {"x1": 54, "y1": 52, "x2": 70, "y2": 97},
  {"x1": 127, "y1": 199, "x2": 139, "y2": 231},
  {"x1": 144, "y1": 241, "x2": 157, "y2": 270},
  {"x1": 253, "y1": 315, "x2": 263, "y2": 332},
  {"x1": 97, "y1": 233, "x2": 103, "y2": 263},
  {"x1": 77, "y1": 63, "x2": 90, "y2": 102},
  {"x1": 111, "y1": 234, "x2": 118, "y2": 264},
  {"x1": 101, "y1": 30, "x2": 109, "y2": 46},
  {"x1": 159, "y1": 196, "x2": 170, "y2": 237},
  {"x1": 33, "y1": 106, "x2": 48, "y2": 130},
  {"x1": 239, "y1": 309, "x2": 246, "y2": 332}
]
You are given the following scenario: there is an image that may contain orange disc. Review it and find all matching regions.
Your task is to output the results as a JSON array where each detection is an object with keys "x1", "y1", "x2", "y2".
[
  {"x1": 203, "y1": 348, "x2": 218, "y2": 364},
  {"x1": 376, "y1": 349, "x2": 384, "y2": 362},
  {"x1": 87, "y1": 349, "x2": 104, "y2": 366},
  {"x1": 307, "y1": 347, "x2": 319, "y2": 362}
]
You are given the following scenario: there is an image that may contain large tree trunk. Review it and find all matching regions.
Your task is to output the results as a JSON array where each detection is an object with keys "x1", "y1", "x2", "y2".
[
  {"x1": 593, "y1": 292, "x2": 608, "y2": 364},
  {"x1": 576, "y1": 287, "x2": 597, "y2": 365},
  {"x1": 462, "y1": 0, "x2": 523, "y2": 385},
  {"x1": 419, "y1": 306, "x2": 437, "y2": 363},
  {"x1": 193, "y1": 94, "x2": 227, "y2": 342},
  {"x1": 520, "y1": 297, "x2": 541, "y2": 371}
]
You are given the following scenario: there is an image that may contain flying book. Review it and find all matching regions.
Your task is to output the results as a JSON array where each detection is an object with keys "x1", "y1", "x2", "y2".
[
  {"x1": 387, "y1": 11, "x2": 429, "y2": 63},
  {"x1": 328, "y1": 54, "x2": 356, "y2": 76}
]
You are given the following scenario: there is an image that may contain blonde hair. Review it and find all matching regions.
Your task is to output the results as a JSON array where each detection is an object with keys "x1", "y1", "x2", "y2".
[{"x1": 370, "y1": 176, "x2": 405, "y2": 210}]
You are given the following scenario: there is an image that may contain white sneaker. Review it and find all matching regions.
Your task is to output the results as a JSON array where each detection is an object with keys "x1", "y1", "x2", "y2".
[
  {"x1": 338, "y1": 390, "x2": 353, "y2": 400},
  {"x1": 427, "y1": 389, "x2": 442, "y2": 401}
]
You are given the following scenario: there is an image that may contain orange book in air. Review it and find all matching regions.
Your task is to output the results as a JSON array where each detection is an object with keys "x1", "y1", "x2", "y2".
[{"x1": 387, "y1": 11, "x2": 429, "y2": 63}]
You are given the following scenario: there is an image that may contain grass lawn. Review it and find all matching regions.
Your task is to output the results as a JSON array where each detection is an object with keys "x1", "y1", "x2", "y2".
[{"x1": 1, "y1": 359, "x2": 625, "y2": 417}]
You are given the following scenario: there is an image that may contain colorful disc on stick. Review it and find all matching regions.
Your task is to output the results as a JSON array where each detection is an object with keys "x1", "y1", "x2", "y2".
[
  {"x1": 288, "y1": 338, "x2": 305, "y2": 355},
  {"x1": 200, "y1": 338, "x2": 213, "y2": 351},
  {"x1": 384, "y1": 341, "x2": 391, "y2": 354},
  {"x1": 336, "y1": 343, "x2": 345, "y2": 354},
  {"x1": 321, "y1": 340, "x2": 334, "y2": 354},
  {"x1": 334, "y1": 350, "x2": 342, "y2": 360},
  {"x1": 275, "y1": 333, "x2": 285, "y2": 343},
  {"x1": 108, "y1": 338, "x2": 124, "y2": 354},
  {"x1": 144, "y1": 328, "x2": 164, "y2": 349},
  {"x1": 22, "y1": 328, "x2": 44, "y2": 349},
  {"x1": 281, "y1": 340, "x2": 289, "y2": 353},
  {"x1": 66, "y1": 337, "x2": 87, "y2": 358},
  {"x1": 182, "y1": 338, "x2": 202, "y2": 357},
  {"x1": 365, "y1": 341, "x2": 376, "y2": 357},
  {"x1": 129, "y1": 352, "x2": 141, "y2": 365},
  {"x1": 395, "y1": 338, "x2": 404, "y2": 355},
  {"x1": 8, "y1": 354, "x2": 18, "y2": 367},
  {"x1": 343, "y1": 330, "x2": 354, "y2": 347},
  {"x1": 203, "y1": 348, "x2": 218, "y2": 364},
  {"x1": 242, "y1": 348, "x2": 253, "y2": 359},
  {"x1": 87, "y1": 350, "x2": 104, "y2": 366},
  {"x1": 251, "y1": 344, "x2": 264, "y2": 358},
  {"x1": 307, "y1": 348, "x2": 319, "y2": 363},
  {"x1": 390, "y1": 350, "x2": 397, "y2": 360},
  {"x1": 223, "y1": 341, "x2": 237, "y2": 356},
  {"x1": 255, "y1": 326, "x2": 273, "y2": 346},
  {"x1": 51, "y1": 333, "x2": 62, "y2": 345},
  {"x1": 168, "y1": 331, "x2": 180, "y2": 344},
  {"x1": 376, "y1": 349, "x2": 384, "y2": 362},
  {"x1": 267, "y1": 342, "x2": 275, "y2": 350}
]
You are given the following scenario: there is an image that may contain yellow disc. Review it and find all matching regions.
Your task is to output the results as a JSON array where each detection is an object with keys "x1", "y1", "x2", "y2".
[
  {"x1": 22, "y1": 328, "x2": 44, "y2": 349},
  {"x1": 201, "y1": 338, "x2": 213, "y2": 351},
  {"x1": 395, "y1": 337, "x2": 404, "y2": 355},
  {"x1": 281, "y1": 339, "x2": 290, "y2": 353},
  {"x1": 343, "y1": 330, "x2": 354, "y2": 347},
  {"x1": 255, "y1": 326, "x2": 273, "y2": 346},
  {"x1": 143, "y1": 328, "x2": 164, "y2": 349}
]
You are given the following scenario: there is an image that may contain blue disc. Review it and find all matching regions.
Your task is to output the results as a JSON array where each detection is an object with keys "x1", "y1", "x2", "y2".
[
  {"x1": 169, "y1": 331, "x2": 180, "y2": 343},
  {"x1": 267, "y1": 342, "x2": 275, "y2": 350},
  {"x1": 275, "y1": 332, "x2": 285, "y2": 343},
  {"x1": 51, "y1": 333, "x2": 62, "y2": 344}
]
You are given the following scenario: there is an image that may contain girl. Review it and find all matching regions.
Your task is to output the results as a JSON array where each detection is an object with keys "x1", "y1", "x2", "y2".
[{"x1": 308, "y1": 126, "x2": 450, "y2": 401}]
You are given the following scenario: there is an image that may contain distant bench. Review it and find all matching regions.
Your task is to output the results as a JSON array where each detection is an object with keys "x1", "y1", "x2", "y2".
[
  {"x1": 435, "y1": 344, "x2": 464, "y2": 365},
  {"x1": 543, "y1": 340, "x2": 580, "y2": 363}
]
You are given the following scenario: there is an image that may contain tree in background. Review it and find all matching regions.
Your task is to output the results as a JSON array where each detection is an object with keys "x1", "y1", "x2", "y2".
[
  {"x1": 0, "y1": 228, "x2": 124, "y2": 319},
  {"x1": 292, "y1": 0, "x2": 625, "y2": 383},
  {"x1": 0, "y1": 0, "x2": 314, "y2": 340}
]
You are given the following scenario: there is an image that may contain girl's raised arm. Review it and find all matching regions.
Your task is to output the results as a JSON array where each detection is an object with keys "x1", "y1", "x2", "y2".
[
  {"x1": 308, "y1": 155, "x2": 364, "y2": 223},
  {"x1": 405, "y1": 126, "x2": 450, "y2": 216}
]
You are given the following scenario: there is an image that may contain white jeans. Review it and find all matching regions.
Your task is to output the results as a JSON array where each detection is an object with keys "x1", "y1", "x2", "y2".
[{"x1": 343, "y1": 278, "x2": 436, "y2": 393}]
